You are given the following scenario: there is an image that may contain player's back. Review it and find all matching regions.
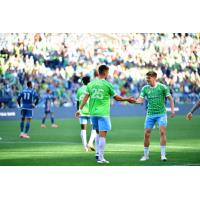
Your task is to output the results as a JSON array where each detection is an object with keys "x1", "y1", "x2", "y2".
[
  {"x1": 19, "y1": 88, "x2": 37, "y2": 109},
  {"x1": 86, "y1": 79, "x2": 115, "y2": 116}
]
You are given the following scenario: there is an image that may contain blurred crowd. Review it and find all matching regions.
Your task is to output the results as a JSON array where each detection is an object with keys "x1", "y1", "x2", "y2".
[{"x1": 0, "y1": 33, "x2": 200, "y2": 109}]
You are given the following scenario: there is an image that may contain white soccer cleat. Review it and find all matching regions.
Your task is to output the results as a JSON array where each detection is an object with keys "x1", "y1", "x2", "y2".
[
  {"x1": 97, "y1": 158, "x2": 110, "y2": 164},
  {"x1": 41, "y1": 124, "x2": 46, "y2": 128},
  {"x1": 19, "y1": 133, "x2": 24, "y2": 138},
  {"x1": 19, "y1": 133, "x2": 30, "y2": 139},
  {"x1": 51, "y1": 124, "x2": 58, "y2": 128},
  {"x1": 161, "y1": 155, "x2": 167, "y2": 161},
  {"x1": 84, "y1": 147, "x2": 89, "y2": 152},
  {"x1": 140, "y1": 155, "x2": 149, "y2": 161},
  {"x1": 87, "y1": 144, "x2": 95, "y2": 151}
]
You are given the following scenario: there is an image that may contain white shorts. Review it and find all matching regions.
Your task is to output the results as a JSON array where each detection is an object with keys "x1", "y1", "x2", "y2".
[{"x1": 79, "y1": 116, "x2": 92, "y2": 125}]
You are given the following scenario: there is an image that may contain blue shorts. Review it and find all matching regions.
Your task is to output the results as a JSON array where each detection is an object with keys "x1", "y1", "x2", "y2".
[
  {"x1": 45, "y1": 110, "x2": 53, "y2": 114},
  {"x1": 145, "y1": 114, "x2": 167, "y2": 129},
  {"x1": 79, "y1": 116, "x2": 92, "y2": 125},
  {"x1": 91, "y1": 116, "x2": 111, "y2": 131},
  {"x1": 21, "y1": 109, "x2": 33, "y2": 119}
]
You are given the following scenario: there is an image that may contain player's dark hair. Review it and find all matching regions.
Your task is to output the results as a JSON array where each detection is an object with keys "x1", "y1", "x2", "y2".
[
  {"x1": 146, "y1": 71, "x2": 157, "y2": 78},
  {"x1": 47, "y1": 88, "x2": 51, "y2": 93},
  {"x1": 98, "y1": 65, "x2": 109, "y2": 75},
  {"x1": 82, "y1": 76, "x2": 90, "y2": 85},
  {"x1": 27, "y1": 81, "x2": 32, "y2": 88}
]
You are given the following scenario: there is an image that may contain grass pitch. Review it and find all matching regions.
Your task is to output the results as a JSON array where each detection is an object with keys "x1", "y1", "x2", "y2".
[{"x1": 0, "y1": 116, "x2": 199, "y2": 166}]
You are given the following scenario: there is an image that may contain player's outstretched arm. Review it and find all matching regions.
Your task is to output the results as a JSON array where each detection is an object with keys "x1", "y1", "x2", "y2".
[
  {"x1": 167, "y1": 95, "x2": 175, "y2": 117},
  {"x1": 186, "y1": 99, "x2": 200, "y2": 120},
  {"x1": 113, "y1": 95, "x2": 136, "y2": 103},
  {"x1": 75, "y1": 94, "x2": 90, "y2": 118}
]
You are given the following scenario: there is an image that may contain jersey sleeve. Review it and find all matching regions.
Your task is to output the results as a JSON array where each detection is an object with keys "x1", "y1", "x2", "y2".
[
  {"x1": 163, "y1": 85, "x2": 171, "y2": 97},
  {"x1": 108, "y1": 82, "x2": 116, "y2": 97},
  {"x1": 140, "y1": 86, "x2": 146, "y2": 98},
  {"x1": 86, "y1": 84, "x2": 90, "y2": 95}
]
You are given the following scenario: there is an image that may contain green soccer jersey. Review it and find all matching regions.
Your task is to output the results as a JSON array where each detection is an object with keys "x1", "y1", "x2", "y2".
[
  {"x1": 86, "y1": 79, "x2": 116, "y2": 116},
  {"x1": 140, "y1": 82, "x2": 171, "y2": 116},
  {"x1": 76, "y1": 85, "x2": 90, "y2": 116}
]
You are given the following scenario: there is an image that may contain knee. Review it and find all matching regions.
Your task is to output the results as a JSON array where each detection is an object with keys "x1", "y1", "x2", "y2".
[
  {"x1": 159, "y1": 127, "x2": 166, "y2": 137},
  {"x1": 144, "y1": 130, "x2": 151, "y2": 138},
  {"x1": 160, "y1": 131, "x2": 166, "y2": 137}
]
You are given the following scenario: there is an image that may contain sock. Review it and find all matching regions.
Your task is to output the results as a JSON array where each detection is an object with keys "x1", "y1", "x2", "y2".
[
  {"x1": 99, "y1": 136, "x2": 106, "y2": 160},
  {"x1": 161, "y1": 145, "x2": 166, "y2": 157},
  {"x1": 20, "y1": 121, "x2": 24, "y2": 132},
  {"x1": 144, "y1": 147, "x2": 149, "y2": 157},
  {"x1": 50, "y1": 116, "x2": 55, "y2": 124},
  {"x1": 95, "y1": 134, "x2": 100, "y2": 156},
  {"x1": 88, "y1": 129, "x2": 96, "y2": 146},
  {"x1": 42, "y1": 117, "x2": 46, "y2": 124},
  {"x1": 80, "y1": 130, "x2": 87, "y2": 148},
  {"x1": 25, "y1": 122, "x2": 30, "y2": 134}
]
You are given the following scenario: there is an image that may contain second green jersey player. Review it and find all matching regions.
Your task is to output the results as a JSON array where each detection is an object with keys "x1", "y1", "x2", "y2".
[
  {"x1": 76, "y1": 76, "x2": 96, "y2": 152},
  {"x1": 132, "y1": 71, "x2": 175, "y2": 162}
]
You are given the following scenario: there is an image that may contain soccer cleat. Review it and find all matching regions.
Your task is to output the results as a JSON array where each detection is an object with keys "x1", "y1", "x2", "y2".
[
  {"x1": 51, "y1": 124, "x2": 58, "y2": 128},
  {"x1": 97, "y1": 158, "x2": 110, "y2": 164},
  {"x1": 41, "y1": 124, "x2": 46, "y2": 128},
  {"x1": 88, "y1": 144, "x2": 95, "y2": 151},
  {"x1": 95, "y1": 155, "x2": 99, "y2": 161},
  {"x1": 161, "y1": 155, "x2": 167, "y2": 161},
  {"x1": 84, "y1": 147, "x2": 89, "y2": 152},
  {"x1": 140, "y1": 155, "x2": 149, "y2": 161},
  {"x1": 19, "y1": 133, "x2": 24, "y2": 138},
  {"x1": 20, "y1": 133, "x2": 30, "y2": 139}
]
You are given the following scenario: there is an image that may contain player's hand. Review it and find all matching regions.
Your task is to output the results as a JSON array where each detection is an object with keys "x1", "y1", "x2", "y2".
[
  {"x1": 127, "y1": 96, "x2": 136, "y2": 104},
  {"x1": 75, "y1": 111, "x2": 80, "y2": 118},
  {"x1": 186, "y1": 112, "x2": 192, "y2": 120},
  {"x1": 171, "y1": 111, "x2": 175, "y2": 118}
]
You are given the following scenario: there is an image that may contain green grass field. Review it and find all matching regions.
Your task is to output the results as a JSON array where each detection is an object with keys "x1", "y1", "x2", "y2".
[{"x1": 0, "y1": 116, "x2": 200, "y2": 166}]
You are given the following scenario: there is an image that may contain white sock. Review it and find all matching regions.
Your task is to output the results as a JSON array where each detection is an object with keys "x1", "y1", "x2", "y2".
[
  {"x1": 161, "y1": 145, "x2": 166, "y2": 157},
  {"x1": 95, "y1": 134, "x2": 100, "y2": 156},
  {"x1": 99, "y1": 136, "x2": 106, "y2": 160},
  {"x1": 80, "y1": 130, "x2": 87, "y2": 148},
  {"x1": 88, "y1": 129, "x2": 96, "y2": 146},
  {"x1": 144, "y1": 147, "x2": 149, "y2": 157}
]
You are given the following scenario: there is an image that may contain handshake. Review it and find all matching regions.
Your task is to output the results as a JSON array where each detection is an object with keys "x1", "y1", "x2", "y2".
[{"x1": 127, "y1": 96, "x2": 136, "y2": 104}]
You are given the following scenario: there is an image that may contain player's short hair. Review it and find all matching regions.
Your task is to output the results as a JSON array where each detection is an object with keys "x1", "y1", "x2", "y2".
[
  {"x1": 47, "y1": 88, "x2": 51, "y2": 93},
  {"x1": 27, "y1": 81, "x2": 32, "y2": 88},
  {"x1": 98, "y1": 65, "x2": 109, "y2": 75},
  {"x1": 146, "y1": 71, "x2": 157, "y2": 78},
  {"x1": 82, "y1": 76, "x2": 90, "y2": 85}
]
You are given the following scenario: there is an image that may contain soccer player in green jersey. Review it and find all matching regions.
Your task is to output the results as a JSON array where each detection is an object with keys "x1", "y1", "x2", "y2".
[
  {"x1": 131, "y1": 71, "x2": 175, "y2": 161},
  {"x1": 75, "y1": 65, "x2": 134, "y2": 164},
  {"x1": 76, "y1": 76, "x2": 96, "y2": 152},
  {"x1": 186, "y1": 99, "x2": 200, "y2": 120}
]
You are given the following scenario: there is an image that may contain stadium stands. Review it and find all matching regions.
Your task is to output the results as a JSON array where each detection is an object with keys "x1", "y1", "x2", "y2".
[{"x1": 0, "y1": 33, "x2": 200, "y2": 108}]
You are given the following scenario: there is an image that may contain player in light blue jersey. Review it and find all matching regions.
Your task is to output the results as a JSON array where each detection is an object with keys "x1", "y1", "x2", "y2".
[
  {"x1": 41, "y1": 89, "x2": 58, "y2": 128},
  {"x1": 17, "y1": 81, "x2": 39, "y2": 138}
]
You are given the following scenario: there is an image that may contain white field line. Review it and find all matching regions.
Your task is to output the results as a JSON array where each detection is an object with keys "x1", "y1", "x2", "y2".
[{"x1": 0, "y1": 141, "x2": 199, "y2": 150}]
